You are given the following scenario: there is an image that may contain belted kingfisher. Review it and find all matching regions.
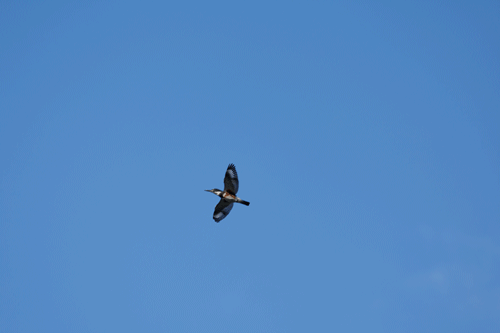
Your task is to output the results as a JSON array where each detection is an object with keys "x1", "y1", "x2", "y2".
[{"x1": 205, "y1": 163, "x2": 250, "y2": 222}]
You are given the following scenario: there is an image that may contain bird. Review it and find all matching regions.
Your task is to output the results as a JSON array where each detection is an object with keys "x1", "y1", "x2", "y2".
[{"x1": 205, "y1": 163, "x2": 250, "y2": 222}]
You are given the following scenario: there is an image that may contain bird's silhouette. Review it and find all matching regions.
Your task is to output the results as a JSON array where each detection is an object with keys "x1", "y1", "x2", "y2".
[{"x1": 205, "y1": 164, "x2": 250, "y2": 222}]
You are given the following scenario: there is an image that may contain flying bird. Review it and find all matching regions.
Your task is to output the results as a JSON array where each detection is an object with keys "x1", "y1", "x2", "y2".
[{"x1": 205, "y1": 163, "x2": 250, "y2": 222}]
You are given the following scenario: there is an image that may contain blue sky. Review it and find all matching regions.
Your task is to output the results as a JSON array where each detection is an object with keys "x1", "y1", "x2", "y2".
[{"x1": 1, "y1": 1, "x2": 499, "y2": 332}]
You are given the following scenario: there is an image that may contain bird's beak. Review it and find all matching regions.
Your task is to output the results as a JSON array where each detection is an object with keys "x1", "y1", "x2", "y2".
[{"x1": 204, "y1": 189, "x2": 211, "y2": 192}]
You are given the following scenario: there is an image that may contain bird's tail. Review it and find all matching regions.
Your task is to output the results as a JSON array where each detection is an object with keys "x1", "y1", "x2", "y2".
[{"x1": 239, "y1": 200, "x2": 250, "y2": 206}]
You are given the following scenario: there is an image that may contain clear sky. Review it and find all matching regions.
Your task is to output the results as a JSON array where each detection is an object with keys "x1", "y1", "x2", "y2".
[{"x1": 1, "y1": 1, "x2": 499, "y2": 332}]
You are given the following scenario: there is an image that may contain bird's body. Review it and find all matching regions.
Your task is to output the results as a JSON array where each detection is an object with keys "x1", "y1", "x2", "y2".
[{"x1": 205, "y1": 164, "x2": 249, "y2": 222}]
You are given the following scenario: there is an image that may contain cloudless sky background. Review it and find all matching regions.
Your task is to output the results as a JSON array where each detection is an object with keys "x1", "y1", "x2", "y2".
[{"x1": 1, "y1": 1, "x2": 499, "y2": 332}]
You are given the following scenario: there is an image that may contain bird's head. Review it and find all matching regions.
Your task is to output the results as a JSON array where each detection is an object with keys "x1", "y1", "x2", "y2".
[{"x1": 205, "y1": 188, "x2": 222, "y2": 196}]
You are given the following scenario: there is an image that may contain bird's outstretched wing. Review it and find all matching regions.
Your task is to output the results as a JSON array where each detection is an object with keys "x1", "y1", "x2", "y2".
[
  {"x1": 223, "y1": 163, "x2": 239, "y2": 194},
  {"x1": 213, "y1": 200, "x2": 234, "y2": 222}
]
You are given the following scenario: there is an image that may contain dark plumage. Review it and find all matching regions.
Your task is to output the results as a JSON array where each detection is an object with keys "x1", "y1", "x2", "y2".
[{"x1": 205, "y1": 164, "x2": 250, "y2": 222}]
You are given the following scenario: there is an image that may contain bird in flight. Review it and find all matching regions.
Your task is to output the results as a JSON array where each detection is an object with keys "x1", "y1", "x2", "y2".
[{"x1": 205, "y1": 163, "x2": 250, "y2": 222}]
